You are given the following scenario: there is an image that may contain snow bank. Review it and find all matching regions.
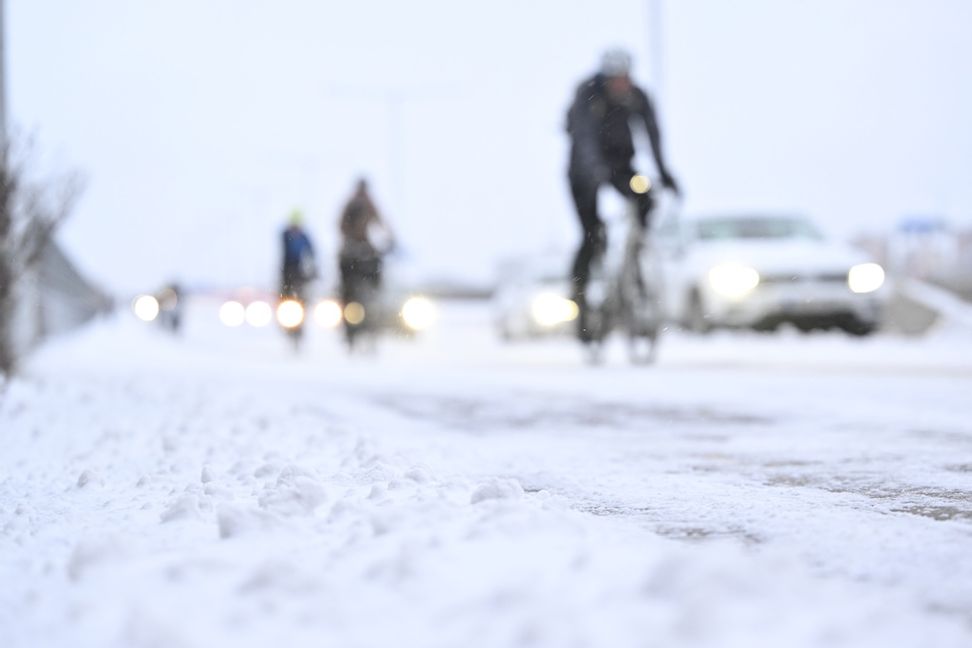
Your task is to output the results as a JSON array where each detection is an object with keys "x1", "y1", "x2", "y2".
[{"x1": 2, "y1": 307, "x2": 970, "y2": 647}]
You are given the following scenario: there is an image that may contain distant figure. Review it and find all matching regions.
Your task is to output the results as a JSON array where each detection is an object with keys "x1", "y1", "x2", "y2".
[
  {"x1": 338, "y1": 178, "x2": 394, "y2": 302},
  {"x1": 157, "y1": 281, "x2": 183, "y2": 334},
  {"x1": 566, "y1": 48, "x2": 680, "y2": 340},
  {"x1": 281, "y1": 209, "x2": 317, "y2": 298}
]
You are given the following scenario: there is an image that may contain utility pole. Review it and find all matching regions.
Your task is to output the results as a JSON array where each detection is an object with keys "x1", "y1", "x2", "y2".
[
  {"x1": 0, "y1": 0, "x2": 7, "y2": 153},
  {"x1": 323, "y1": 83, "x2": 457, "y2": 227},
  {"x1": 647, "y1": 0, "x2": 665, "y2": 107}
]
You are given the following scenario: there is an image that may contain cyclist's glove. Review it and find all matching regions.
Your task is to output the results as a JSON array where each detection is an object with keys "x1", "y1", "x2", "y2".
[{"x1": 660, "y1": 172, "x2": 681, "y2": 196}]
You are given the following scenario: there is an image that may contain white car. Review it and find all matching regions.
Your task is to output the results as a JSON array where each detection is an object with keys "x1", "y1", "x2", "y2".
[
  {"x1": 493, "y1": 255, "x2": 579, "y2": 340},
  {"x1": 654, "y1": 213, "x2": 887, "y2": 335}
]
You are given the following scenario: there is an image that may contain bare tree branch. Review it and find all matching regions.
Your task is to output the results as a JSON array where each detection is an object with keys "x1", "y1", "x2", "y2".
[{"x1": 0, "y1": 134, "x2": 85, "y2": 376}]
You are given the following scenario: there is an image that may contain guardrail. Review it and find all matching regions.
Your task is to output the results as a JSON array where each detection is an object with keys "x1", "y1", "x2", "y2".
[
  {"x1": 885, "y1": 278, "x2": 972, "y2": 336},
  {"x1": 9, "y1": 238, "x2": 112, "y2": 354}
]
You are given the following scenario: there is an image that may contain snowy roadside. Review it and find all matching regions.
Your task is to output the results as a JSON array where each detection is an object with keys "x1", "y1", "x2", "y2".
[{"x1": 2, "y1": 307, "x2": 971, "y2": 647}]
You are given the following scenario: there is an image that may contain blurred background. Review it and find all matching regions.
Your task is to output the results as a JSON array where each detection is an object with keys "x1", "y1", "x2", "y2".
[{"x1": 4, "y1": 0, "x2": 972, "y2": 354}]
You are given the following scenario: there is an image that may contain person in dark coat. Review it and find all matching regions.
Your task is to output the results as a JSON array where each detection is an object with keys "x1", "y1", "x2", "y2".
[
  {"x1": 566, "y1": 48, "x2": 681, "y2": 340},
  {"x1": 338, "y1": 178, "x2": 394, "y2": 303}
]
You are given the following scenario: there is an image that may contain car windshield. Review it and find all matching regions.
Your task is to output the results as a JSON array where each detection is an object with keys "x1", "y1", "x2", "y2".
[{"x1": 695, "y1": 217, "x2": 823, "y2": 241}]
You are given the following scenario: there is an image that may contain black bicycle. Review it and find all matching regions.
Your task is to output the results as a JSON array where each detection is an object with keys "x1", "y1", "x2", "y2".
[
  {"x1": 339, "y1": 248, "x2": 383, "y2": 352},
  {"x1": 581, "y1": 186, "x2": 669, "y2": 365},
  {"x1": 277, "y1": 288, "x2": 307, "y2": 352},
  {"x1": 278, "y1": 258, "x2": 316, "y2": 352}
]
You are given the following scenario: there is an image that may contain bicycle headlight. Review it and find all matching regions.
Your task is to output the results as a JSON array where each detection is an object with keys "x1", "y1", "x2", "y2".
[
  {"x1": 707, "y1": 263, "x2": 760, "y2": 299},
  {"x1": 629, "y1": 175, "x2": 652, "y2": 195},
  {"x1": 343, "y1": 302, "x2": 366, "y2": 325},
  {"x1": 531, "y1": 292, "x2": 579, "y2": 327},
  {"x1": 848, "y1": 263, "x2": 885, "y2": 294},
  {"x1": 276, "y1": 299, "x2": 305, "y2": 329}
]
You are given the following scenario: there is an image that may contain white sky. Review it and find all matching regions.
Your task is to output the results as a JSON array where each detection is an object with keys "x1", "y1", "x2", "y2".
[{"x1": 10, "y1": 0, "x2": 972, "y2": 292}]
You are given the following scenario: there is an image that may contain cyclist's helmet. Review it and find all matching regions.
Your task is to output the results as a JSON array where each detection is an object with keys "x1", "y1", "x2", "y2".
[{"x1": 600, "y1": 48, "x2": 633, "y2": 77}]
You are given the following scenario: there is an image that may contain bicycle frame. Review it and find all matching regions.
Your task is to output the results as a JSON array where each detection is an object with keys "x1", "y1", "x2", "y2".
[{"x1": 584, "y1": 194, "x2": 666, "y2": 364}]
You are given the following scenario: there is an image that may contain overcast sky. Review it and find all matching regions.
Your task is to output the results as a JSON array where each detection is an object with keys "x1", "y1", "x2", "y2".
[{"x1": 10, "y1": 0, "x2": 972, "y2": 292}]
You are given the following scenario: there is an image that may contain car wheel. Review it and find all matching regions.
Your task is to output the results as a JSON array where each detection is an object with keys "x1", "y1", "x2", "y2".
[
  {"x1": 795, "y1": 320, "x2": 816, "y2": 333},
  {"x1": 842, "y1": 317, "x2": 877, "y2": 336},
  {"x1": 752, "y1": 319, "x2": 779, "y2": 333},
  {"x1": 685, "y1": 290, "x2": 712, "y2": 334}
]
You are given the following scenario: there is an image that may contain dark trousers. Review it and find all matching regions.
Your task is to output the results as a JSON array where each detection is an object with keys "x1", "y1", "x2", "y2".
[
  {"x1": 568, "y1": 165, "x2": 654, "y2": 304},
  {"x1": 339, "y1": 253, "x2": 382, "y2": 304},
  {"x1": 281, "y1": 264, "x2": 304, "y2": 299}
]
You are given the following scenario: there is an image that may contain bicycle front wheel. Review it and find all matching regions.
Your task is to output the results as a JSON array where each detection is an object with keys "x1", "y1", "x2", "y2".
[{"x1": 620, "y1": 270, "x2": 662, "y2": 365}]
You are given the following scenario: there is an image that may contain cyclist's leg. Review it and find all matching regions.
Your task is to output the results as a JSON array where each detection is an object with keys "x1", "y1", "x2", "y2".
[
  {"x1": 569, "y1": 173, "x2": 605, "y2": 343},
  {"x1": 281, "y1": 264, "x2": 299, "y2": 298},
  {"x1": 339, "y1": 254, "x2": 364, "y2": 345},
  {"x1": 364, "y1": 254, "x2": 381, "y2": 332},
  {"x1": 608, "y1": 166, "x2": 653, "y2": 229},
  {"x1": 608, "y1": 166, "x2": 655, "y2": 300},
  {"x1": 338, "y1": 255, "x2": 354, "y2": 304},
  {"x1": 369, "y1": 252, "x2": 383, "y2": 298},
  {"x1": 568, "y1": 172, "x2": 602, "y2": 304}
]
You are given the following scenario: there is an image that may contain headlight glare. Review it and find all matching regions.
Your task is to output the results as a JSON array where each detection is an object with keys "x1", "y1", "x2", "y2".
[
  {"x1": 314, "y1": 300, "x2": 343, "y2": 328},
  {"x1": 219, "y1": 300, "x2": 246, "y2": 327},
  {"x1": 133, "y1": 295, "x2": 160, "y2": 322},
  {"x1": 401, "y1": 296, "x2": 437, "y2": 331},
  {"x1": 707, "y1": 263, "x2": 760, "y2": 299},
  {"x1": 276, "y1": 299, "x2": 305, "y2": 329},
  {"x1": 629, "y1": 175, "x2": 652, "y2": 195},
  {"x1": 344, "y1": 302, "x2": 366, "y2": 325},
  {"x1": 848, "y1": 263, "x2": 885, "y2": 294},
  {"x1": 245, "y1": 300, "x2": 273, "y2": 327},
  {"x1": 530, "y1": 292, "x2": 580, "y2": 327}
]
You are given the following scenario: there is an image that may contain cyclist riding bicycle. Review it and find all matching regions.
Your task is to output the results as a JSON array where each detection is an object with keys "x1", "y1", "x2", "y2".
[
  {"x1": 279, "y1": 209, "x2": 317, "y2": 349},
  {"x1": 281, "y1": 208, "x2": 317, "y2": 300},
  {"x1": 337, "y1": 178, "x2": 395, "y2": 346},
  {"x1": 566, "y1": 48, "x2": 681, "y2": 343}
]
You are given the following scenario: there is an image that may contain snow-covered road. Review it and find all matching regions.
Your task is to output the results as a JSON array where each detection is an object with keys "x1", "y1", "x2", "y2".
[{"x1": 2, "y1": 300, "x2": 971, "y2": 647}]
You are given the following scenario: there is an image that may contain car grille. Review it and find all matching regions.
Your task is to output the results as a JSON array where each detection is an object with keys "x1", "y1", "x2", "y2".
[{"x1": 761, "y1": 272, "x2": 848, "y2": 285}]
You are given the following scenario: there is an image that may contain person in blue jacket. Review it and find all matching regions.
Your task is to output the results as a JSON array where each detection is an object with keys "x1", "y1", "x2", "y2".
[{"x1": 281, "y1": 209, "x2": 317, "y2": 298}]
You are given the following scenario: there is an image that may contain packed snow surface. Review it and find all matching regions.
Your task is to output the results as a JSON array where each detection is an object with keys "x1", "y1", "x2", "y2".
[{"x1": 2, "y1": 300, "x2": 971, "y2": 647}]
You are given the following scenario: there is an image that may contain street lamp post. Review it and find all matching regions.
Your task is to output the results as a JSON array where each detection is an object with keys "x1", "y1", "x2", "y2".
[
  {"x1": 0, "y1": 0, "x2": 7, "y2": 153},
  {"x1": 323, "y1": 83, "x2": 457, "y2": 227},
  {"x1": 647, "y1": 0, "x2": 665, "y2": 107}
]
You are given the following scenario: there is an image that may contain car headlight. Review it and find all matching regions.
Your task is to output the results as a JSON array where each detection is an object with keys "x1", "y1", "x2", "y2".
[
  {"x1": 530, "y1": 292, "x2": 579, "y2": 327},
  {"x1": 219, "y1": 300, "x2": 246, "y2": 327},
  {"x1": 132, "y1": 294, "x2": 160, "y2": 322},
  {"x1": 276, "y1": 299, "x2": 305, "y2": 329},
  {"x1": 848, "y1": 263, "x2": 885, "y2": 294},
  {"x1": 245, "y1": 300, "x2": 273, "y2": 328},
  {"x1": 400, "y1": 296, "x2": 437, "y2": 331},
  {"x1": 314, "y1": 299, "x2": 343, "y2": 328},
  {"x1": 707, "y1": 263, "x2": 760, "y2": 299}
]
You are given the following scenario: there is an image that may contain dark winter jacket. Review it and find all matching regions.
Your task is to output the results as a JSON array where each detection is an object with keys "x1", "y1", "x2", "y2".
[
  {"x1": 566, "y1": 73, "x2": 674, "y2": 184},
  {"x1": 282, "y1": 226, "x2": 314, "y2": 270}
]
